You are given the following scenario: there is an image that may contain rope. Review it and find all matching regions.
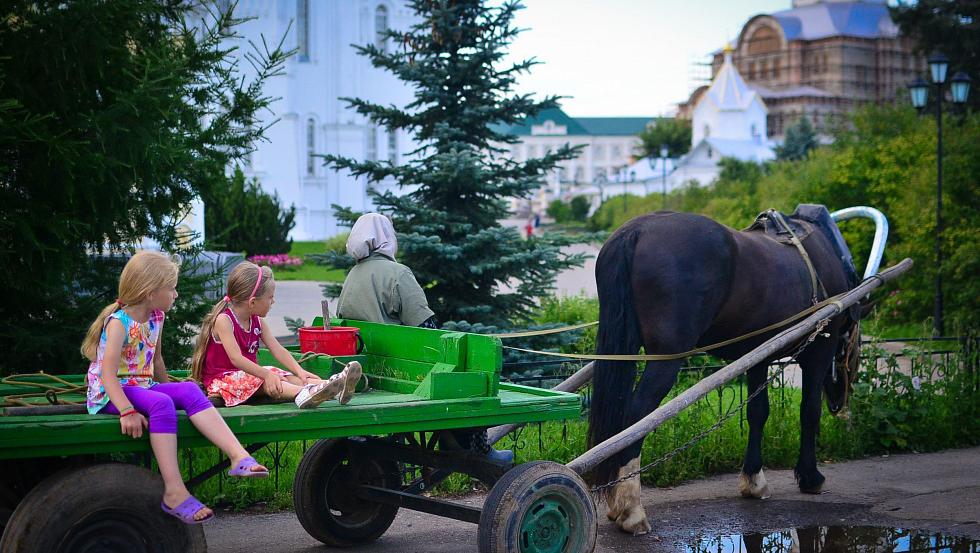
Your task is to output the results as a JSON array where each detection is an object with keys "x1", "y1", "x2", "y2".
[
  {"x1": 503, "y1": 292, "x2": 846, "y2": 362},
  {"x1": 489, "y1": 321, "x2": 598, "y2": 338},
  {"x1": 1, "y1": 372, "x2": 192, "y2": 408}
]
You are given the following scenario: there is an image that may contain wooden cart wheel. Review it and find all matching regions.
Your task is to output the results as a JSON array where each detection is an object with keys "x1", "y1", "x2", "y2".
[
  {"x1": 293, "y1": 438, "x2": 400, "y2": 547},
  {"x1": 478, "y1": 461, "x2": 597, "y2": 553},
  {"x1": 0, "y1": 463, "x2": 206, "y2": 553}
]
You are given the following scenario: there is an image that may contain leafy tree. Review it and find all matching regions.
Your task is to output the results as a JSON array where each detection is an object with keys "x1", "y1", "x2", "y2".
[
  {"x1": 569, "y1": 195, "x2": 591, "y2": 222},
  {"x1": 546, "y1": 199, "x2": 572, "y2": 223},
  {"x1": 0, "y1": 1, "x2": 288, "y2": 374},
  {"x1": 317, "y1": 0, "x2": 587, "y2": 326},
  {"x1": 775, "y1": 116, "x2": 819, "y2": 161},
  {"x1": 891, "y1": 0, "x2": 980, "y2": 110},
  {"x1": 636, "y1": 118, "x2": 692, "y2": 159},
  {"x1": 205, "y1": 167, "x2": 296, "y2": 256}
]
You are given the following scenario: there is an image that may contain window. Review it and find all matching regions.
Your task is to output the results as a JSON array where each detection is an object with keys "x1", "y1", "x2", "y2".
[
  {"x1": 707, "y1": 146, "x2": 713, "y2": 159},
  {"x1": 297, "y1": 0, "x2": 310, "y2": 61},
  {"x1": 593, "y1": 144, "x2": 605, "y2": 159},
  {"x1": 375, "y1": 5, "x2": 389, "y2": 53},
  {"x1": 747, "y1": 26, "x2": 779, "y2": 55},
  {"x1": 527, "y1": 144, "x2": 537, "y2": 158},
  {"x1": 366, "y1": 126, "x2": 378, "y2": 161},
  {"x1": 387, "y1": 128, "x2": 397, "y2": 164},
  {"x1": 574, "y1": 166, "x2": 584, "y2": 182},
  {"x1": 703, "y1": 124, "x2": 711, "y2": 138},
  {"x1": 773, "y1": 57, "x2": 780, "y2": 78},
  {"x1": 748, "y1": 61, "x2": 755, "y2": 80},
  {"x1": 305, "y1": 118, "x2": 315, "y2": 176},
  {"x1": 611, "y1": 144, "x2": 622, "y2": 158},
  {"x1": 760, "y1": 60, "x2": 768, "y2": 80}
]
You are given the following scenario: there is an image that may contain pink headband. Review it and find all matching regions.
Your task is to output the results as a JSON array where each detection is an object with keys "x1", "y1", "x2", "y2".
[{"x1": 249, "y1": 268, "x2": 264, "y2": 301}]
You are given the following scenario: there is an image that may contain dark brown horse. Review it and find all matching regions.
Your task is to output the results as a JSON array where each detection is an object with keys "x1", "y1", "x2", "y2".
[{"x1": 589, "y1": 205, "x2": 861, "y2": 535}]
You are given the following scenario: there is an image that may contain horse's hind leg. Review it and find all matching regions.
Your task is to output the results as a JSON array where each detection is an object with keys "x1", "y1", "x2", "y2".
[
  {"x1": 795, "y1": 335, "x2": 836, "y2": 493},
  {"x1": 739, "y1": 363, "x2": 772, "y2": 499},
  {"x1": 606, "y1": 360, "x2": 682, "y2": 535}
]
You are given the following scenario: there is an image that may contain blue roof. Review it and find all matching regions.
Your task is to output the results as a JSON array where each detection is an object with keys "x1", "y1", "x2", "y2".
[{"x1": 769, "y1": 1, "x2": 898, "y2": 41}]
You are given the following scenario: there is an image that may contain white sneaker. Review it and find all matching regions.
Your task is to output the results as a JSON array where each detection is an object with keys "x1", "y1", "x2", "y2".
[
  {"x1": 294, "y1": 376, "x2": 345, "y2": 409},
  {"x1": 337, "y1": 361, "x2": 362, "y2": 405}
]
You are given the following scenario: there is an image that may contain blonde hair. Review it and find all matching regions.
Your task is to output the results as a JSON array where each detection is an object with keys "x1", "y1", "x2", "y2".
[
  {"x1": 81, "y1": 251, "x2": 180, "y2": 361},
  {"x1": 189, "y1": 262, "x2": 273, "y2": 381}
]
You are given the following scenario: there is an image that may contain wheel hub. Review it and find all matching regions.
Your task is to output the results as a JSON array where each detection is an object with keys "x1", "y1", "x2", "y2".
[{"x1": 520, "y1": 498, "x2": 571, "y2": 553}]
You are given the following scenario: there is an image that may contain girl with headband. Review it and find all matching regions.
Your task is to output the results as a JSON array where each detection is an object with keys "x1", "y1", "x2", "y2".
[{"x1": 191, "y1": 261, "x2": 360, "y2": 409}]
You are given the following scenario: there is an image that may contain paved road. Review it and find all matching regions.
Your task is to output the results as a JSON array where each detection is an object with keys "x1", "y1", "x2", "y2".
[{"x1": 205, "y1": 446, "x2": 980, "y2": 552}]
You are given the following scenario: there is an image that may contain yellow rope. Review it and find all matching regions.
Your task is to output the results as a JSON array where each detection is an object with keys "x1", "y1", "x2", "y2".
[
  {"x1": 503, "y1": 292, "x2": 847, "y2": 362},
  {"x1": 1, "y1": 372, "x2": 193, "y2": 408},
  {"x1": 489, "y1": 321, "x2": 599, "y2": 339}
]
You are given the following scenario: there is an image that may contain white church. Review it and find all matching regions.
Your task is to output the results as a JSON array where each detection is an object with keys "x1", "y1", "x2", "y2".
[
  {"x1": 620, "y1": 45, "x2": 775, "y2": 194},
  {"x1": 206, "y1": 1, "x2": 419, "y2": 241}
]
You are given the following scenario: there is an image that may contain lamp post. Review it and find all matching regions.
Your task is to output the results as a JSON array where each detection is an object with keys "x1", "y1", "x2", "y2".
[
  {"x1": 908, "y1": 53, "x2": 971, "y2": 336},
  {"x1": 660, "y1": 145, "x2": 669, "y2": 209}
]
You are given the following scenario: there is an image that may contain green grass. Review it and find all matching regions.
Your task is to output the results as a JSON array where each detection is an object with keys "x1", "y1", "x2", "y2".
[{"x1": 273, "y1": 241, "x2": 346, "y2": 282}]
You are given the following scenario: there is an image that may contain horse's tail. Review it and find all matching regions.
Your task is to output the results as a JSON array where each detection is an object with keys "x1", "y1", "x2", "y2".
[{"x1": 588, "y1": 225, "x2": 644, "y2": 491}]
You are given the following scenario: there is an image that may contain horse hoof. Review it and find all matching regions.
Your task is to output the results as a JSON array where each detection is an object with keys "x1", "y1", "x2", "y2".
[
  {"x1": 615, "y1": 506, "x2": 651, "y2": 536},
  {"x1": 738, "y1": 469, "x2": 771, "y2": 499},
  {"x1": 798, "y1": 472, "x2": 825, "y2": 494}
]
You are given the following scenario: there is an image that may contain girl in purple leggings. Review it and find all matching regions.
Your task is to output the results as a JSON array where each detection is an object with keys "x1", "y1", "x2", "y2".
[{"x1": 82, "y1": 251, "x2": 268, "y2": 525}]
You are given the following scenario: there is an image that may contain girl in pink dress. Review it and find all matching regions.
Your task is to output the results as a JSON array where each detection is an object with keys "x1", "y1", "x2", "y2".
[{"x1": 191, "y1": 261, "x2": 360, "y2": 408}]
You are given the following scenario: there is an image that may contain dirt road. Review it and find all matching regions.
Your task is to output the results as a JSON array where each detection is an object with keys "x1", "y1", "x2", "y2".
[{"x1": 205, "y1": 446, "x2": 980, "y2": 552}]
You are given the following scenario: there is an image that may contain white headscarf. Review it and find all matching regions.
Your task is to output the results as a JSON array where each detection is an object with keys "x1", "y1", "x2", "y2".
[{"x1": 346, "y1": 213, "x2": 398, "y2": 261}]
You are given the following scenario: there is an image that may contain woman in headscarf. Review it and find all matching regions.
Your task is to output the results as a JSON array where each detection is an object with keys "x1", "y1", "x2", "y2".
[
  {"x1": 337, "y1": 213, "x2": 512, "y2": 464},
  {"x1": 337, "y1": 213, "x2": 437, "y2": 329}
]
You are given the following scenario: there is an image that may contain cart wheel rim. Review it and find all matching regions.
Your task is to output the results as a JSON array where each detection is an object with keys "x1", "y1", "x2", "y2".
[{"x1": 519, "y1": 496, "x2": 573, "y2": 553}]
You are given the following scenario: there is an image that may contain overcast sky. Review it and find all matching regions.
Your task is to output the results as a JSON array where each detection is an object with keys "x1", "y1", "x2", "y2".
[{"x1": 497, "y1": 0, "x2": 792, "y2": 117}]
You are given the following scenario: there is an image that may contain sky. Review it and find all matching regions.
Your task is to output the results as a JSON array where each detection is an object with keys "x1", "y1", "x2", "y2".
[{"x1": 499, "y1": 0, "x2": 791, "y2": 117}]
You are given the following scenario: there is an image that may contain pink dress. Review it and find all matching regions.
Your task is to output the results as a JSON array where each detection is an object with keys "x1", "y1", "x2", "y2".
[{"x1": 201, "y1": 308, "x2": 290, "y2": 406}]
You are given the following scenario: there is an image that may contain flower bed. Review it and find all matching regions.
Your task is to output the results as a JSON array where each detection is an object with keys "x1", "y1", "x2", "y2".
[{"x1": 247, "y1": 253, "x2": 302, "y2": 270}]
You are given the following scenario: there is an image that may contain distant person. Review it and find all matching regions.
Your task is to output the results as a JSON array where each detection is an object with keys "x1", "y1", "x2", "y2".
[
  {"x1": 190, "y1": 261, "x2": 361, "y2": 409},
  {"x1": 337, "y1": 213, "x2": 513, "y2": 464},
  {"x1": 533, "y1": 212, "x2": 541, "y2": 228},
  {"x1": 82, "y1": 251, "x2": 268, "y2": 525},
  {"x1": 525, "y1": 219, "x2": 534, "y2": 239}
]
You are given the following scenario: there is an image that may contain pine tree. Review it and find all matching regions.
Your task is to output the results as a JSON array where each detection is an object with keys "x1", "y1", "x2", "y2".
[
  {"x1": 320, "y1": 0, "x2": 588, "y2": 326},
  {"x1": 0, "y1": 1, "x2": 289, "y2": 373},
  {"x1": 775, "y1": 116, "x2": 818, "y2": 161}
]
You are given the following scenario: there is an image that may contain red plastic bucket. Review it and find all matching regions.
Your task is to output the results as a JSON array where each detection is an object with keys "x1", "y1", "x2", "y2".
[{"x1": 298, "y1": 326, "x2": 364, "y2": 356}]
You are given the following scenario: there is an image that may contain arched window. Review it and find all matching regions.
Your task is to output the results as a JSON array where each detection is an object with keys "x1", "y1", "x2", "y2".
[
  {"x1": 306, "y1": 118, "x2": 316, "y2": 176},
  {"x1": 747, "y1": 61, "x2": 755, "y2": 80},
  {"x1": 375, "y1": 5, "x2": 389, "y2": 53},
  {"x1": 297, "y1": 0, "x2": 310, "y2": 61},
  {"x1": 703, "y1": 124, "x2": 711, "y2": 138},
  {"x1": 387, "y1": 128, "x2": 397, "y2": 164},
  {"x1": 747, "y1": 26, "x2": 779, "y2": 55}
]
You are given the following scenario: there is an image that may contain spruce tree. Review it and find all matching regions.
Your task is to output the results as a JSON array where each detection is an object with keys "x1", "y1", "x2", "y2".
[
  {"x1": 320, "y1": 0, "x2": 587, "y2": 326},
  {"x1": 775, "y1": 116, "x2": 818, "y2": 161}
]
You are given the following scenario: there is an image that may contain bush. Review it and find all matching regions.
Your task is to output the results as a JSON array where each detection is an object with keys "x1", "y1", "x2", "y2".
[
  {"x1": 547, "y1": 196, "x2": 591, "y2": 224},
  {"x1": 546, "y1": 199, "x2": 571, "y2": 223},
  {"x1": 205, "y1": 167, "x2": 296, "y2": 256},
  {"x1": 569, "y1": 196, "x2": 591, "y2": 222},
  {"x1": 323, "y1": 232, "x2": 350, "y2": 256}
]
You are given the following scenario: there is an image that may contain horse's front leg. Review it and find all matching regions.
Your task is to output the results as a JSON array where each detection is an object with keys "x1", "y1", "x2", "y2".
[
  {"x1": 795, "y1": 338, "x2": 835, "y2": 493},
  {"x1": 739, "y1": 363, "x2": 772, "y2": 499},
  {"x1": 606, "y1": 361, "x2": 681, "y2": 535}
]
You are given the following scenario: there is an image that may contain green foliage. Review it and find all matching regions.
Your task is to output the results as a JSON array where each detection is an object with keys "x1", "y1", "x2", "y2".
[
  {"x1": 316, "y1": 0, "x2": 587, "y2": 326},
  {"x1": 569, "y1": 196, "x2": 591, "y2": 222},
  {"x1": 891, "y1": 0, "x2": 980, "y2": 109},
  {"x1": 636, "y1": 118, "x2": 692, "y2": 159},
  {"x1": 0, "y1": 1, "x2": 289, "y2": 374},
  {"x1": 775, "y1": 116, "x2": 818, "y2": 161},
  {"x1": 546, "y1": 199, "x2": 571, "y2": 223},
  {"x1": 205, "y1": 167, "x2": 295, "y2": 256},
  {"x1": 323, "y1": 232, "x2": 350, "y2": 256},
  {"x1": 590, "y1": 104, "x2": 980, "y2": 332}
]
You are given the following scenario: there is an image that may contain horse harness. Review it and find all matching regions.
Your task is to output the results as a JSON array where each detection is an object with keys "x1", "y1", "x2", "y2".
[{"x1": 752, "y1": 209, "x2": 829, "y2": 306}]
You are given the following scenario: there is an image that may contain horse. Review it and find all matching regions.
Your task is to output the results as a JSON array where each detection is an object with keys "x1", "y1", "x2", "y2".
[{"x1": 589, "y1": 205, "x2": 864, "y2": 535}]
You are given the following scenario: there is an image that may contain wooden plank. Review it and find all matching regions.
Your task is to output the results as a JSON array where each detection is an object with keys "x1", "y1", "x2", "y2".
[{"x1": 566, "y1": 258, "x2": 913, "y2": 475}]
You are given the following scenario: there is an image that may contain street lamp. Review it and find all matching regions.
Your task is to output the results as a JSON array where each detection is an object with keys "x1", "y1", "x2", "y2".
[
  {"x1": 907, "y1": 52, "x2": 971, "y2": 336},
  {"x1": 659, "y1": 145, "x2": 669, "y2": 210}
]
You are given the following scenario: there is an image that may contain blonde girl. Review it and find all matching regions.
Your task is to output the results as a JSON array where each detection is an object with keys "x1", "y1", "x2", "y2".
[
  {"x1": 83, "y1": 251, "x2": 268, "y2": 526},
  {"x1": 190, "y1": 261, "x2": 360, "y2": 409}
]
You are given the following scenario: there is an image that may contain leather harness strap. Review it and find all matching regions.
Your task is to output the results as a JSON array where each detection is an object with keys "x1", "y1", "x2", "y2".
[{"x1": 768, "y1": 209, "x2": 827, "y2": 305}]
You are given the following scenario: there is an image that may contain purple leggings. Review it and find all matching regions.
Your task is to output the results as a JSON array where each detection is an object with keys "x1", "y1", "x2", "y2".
[{"x1": 102, "y1": 382, "x2": 213, "y2": 434}]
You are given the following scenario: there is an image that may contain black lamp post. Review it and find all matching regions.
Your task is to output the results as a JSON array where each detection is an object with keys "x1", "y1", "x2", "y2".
[
  {"x1": 660, "y1": 145, "x2": 669, "y2": 210},
  {"x1": 908, "y1": 52, "x2": 971, "y2": 336}
]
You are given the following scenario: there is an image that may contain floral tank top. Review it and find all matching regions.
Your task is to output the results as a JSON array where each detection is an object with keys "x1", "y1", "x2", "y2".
[{"x1": 86, "y1": 309, "x2": 165, "y2": 414}]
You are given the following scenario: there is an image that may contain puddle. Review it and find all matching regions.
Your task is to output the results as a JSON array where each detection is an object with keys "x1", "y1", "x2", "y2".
[{"x1": 685, "y1": 526, "x2": 978, "y2": 553}]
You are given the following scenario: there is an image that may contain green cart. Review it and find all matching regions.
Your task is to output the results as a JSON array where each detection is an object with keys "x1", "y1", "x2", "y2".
[{"x1": 0, "y1": 319, "x2": 594, "y2": 553}]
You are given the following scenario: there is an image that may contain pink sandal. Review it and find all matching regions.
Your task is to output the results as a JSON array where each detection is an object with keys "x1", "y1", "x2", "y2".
[
  {"x1": 228, "y1": 455, "x2": 269, "y2": 478},
  {"x1": 161, "y1": 495, "x2": 214, "y2": 525}
]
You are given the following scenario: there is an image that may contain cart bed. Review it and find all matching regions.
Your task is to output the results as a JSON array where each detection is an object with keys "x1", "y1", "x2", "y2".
[{"x1": 0, "y1": 319, "x2": 580, "y2": 460}]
